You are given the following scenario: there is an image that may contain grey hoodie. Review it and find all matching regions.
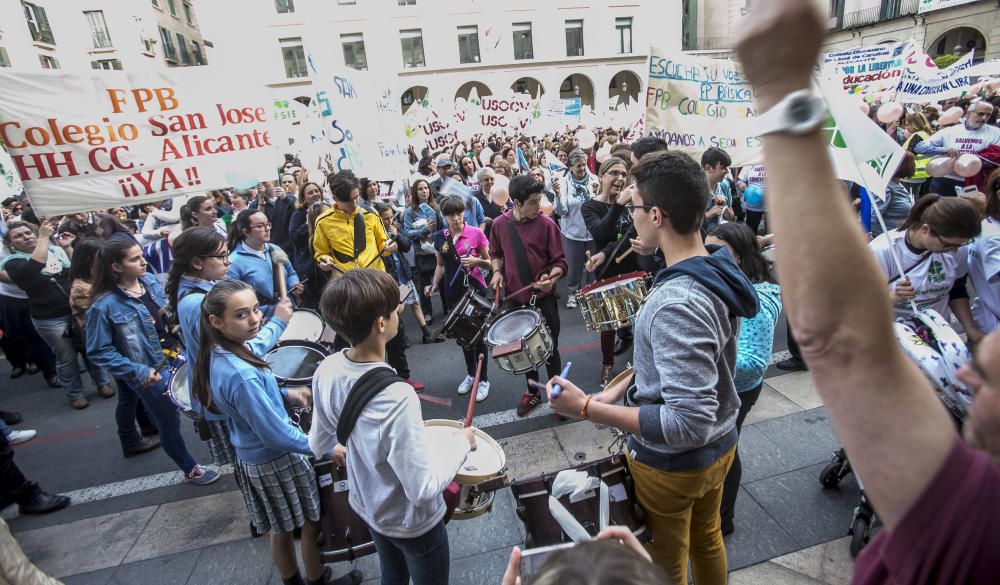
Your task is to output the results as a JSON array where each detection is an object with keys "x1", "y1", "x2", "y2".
[{"x1": 626, "y1": 246, "x2": 759, "y2": 472}]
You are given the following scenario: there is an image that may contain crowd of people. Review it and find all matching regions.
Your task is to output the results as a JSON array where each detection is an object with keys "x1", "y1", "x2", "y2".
[{"x1": 2, "y1": 5, "x2": 1000, "y2": 581}]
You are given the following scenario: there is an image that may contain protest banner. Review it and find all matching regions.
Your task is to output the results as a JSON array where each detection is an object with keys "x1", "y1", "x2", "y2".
[
  {"x1": 472, "y1": 94, "x2": 536, "y2": 133},
  {"x1": 897, "y1": 50, "x2": 975, "y2": 103},
  {"x1": 918, "y1": 0, "x2": 978, "y2": 13},
  {"x1": 0, "y1": 68, "x2": 277, "y2": 216},
  {"x1": 306, "y1": 58, "x2": 411, "y2": 181},
  {"x1": 0, "y1": 147, "x2": 24, "y2": 200},
  {"x1": 644, "y1": 46, "x2": 760, "y2": 165},
  {"x1": 821, "y1": 41, "x2": 910, "y2": 98}
]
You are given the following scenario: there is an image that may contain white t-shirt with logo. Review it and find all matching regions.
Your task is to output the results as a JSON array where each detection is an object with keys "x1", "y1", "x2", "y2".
[
  {"x1": 869, "y1": 229, "x2": 967, "y2": 319},
  {"x1": 967, "y1": 217, "x2": 1000, "y2": 332},
  {"x1": 738, "y1": 165, "x2": 767, "y2": 212},
  {"x1": 919, "y1": 124, "x2": 1000, "y2": 182}
]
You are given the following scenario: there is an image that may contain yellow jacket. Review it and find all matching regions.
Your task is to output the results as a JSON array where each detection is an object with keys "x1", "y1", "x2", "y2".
[{"x1": 312, "y1": 203, "x2": 388, "y2": 273}]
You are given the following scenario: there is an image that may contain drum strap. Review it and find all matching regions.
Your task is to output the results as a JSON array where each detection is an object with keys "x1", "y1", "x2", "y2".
[
  {"x1": 505, "y1": 220, "x2": 536, "y2": 292},
  {"x1": 331, "y1": 212, "x2": 368, "y2": 265},
  {"x1": 336, "y1": 367, "x2": 404, "y2": 446},
  {"x1": 597, "y1": 224, "x2": 635, "y2": 281}
]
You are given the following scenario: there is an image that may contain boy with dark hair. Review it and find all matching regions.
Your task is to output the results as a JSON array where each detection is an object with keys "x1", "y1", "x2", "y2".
[
  {"x1": 700, "y1": 147, "x2": 735, "y2": 231},
  {"x1": 310, "y1": 269, "x2": 476, "y2": 585},
  {"x1": 489, "y1": 175, "x2": 567, "y2": 416},
  {"x1": 546, "y1": 150, "x2": 759, "y2": 584}
]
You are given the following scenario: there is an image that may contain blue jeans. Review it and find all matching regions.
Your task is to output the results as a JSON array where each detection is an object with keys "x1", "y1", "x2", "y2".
[
  {"x1": 928, "y1": 177, "x2": 964, "y2": 197},
  {"x1": 370, "y1": 520, "x2": 450, "y2": 585},
  {"x1": 31, "y1": 316, "x2": 86, "y2": 401},
  {"x1": 115, "y1": 378, "x2": 196, "y2": 474}
]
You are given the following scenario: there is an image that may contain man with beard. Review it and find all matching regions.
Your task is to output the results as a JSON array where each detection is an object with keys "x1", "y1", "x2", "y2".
[{"x1": 915, "y1": 101, "x2": 1000, "y2": 196}]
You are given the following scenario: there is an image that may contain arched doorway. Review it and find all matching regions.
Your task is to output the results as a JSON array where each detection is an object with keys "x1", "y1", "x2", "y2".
[
  {"x1": 400, "y1": 85, "x2": 428, "y2": 115},
  {"x1": 454, "y1": 81, "x2": 492, "y2": 103},
  {"x1": 559, "y1": 73, "x2": 595, "y2": 109},
  {"x1": 511, "y1": 77, "x2": 544, "y2": 98},
  {"x1": 928, "y1": 27, "x2": 987, "y2": 63},
  {"x1": 608, "y1": 71, "x2": 642, "y2": 109}
]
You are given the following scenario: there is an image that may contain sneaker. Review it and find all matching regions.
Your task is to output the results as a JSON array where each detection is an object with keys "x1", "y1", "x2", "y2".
[
  {"x1": 516, "y1": 391, "x2": 542, "y2": 417},
  {"x1": 185, "y1": 465, "x2": 220, "y2": 486},
  {"x1": 98, "y1": 384, "x2": 116, "y2": 398},
  {"x1": 566, "y1": 296, "x2": 578, "y2": 309},
  {"x1": 475, "y1": 381, "x2": 490, "y2": 403},
  {"x1": 46, "y1": 376, "x2": 62, "y2": 388},
  {"x1": 406, "y1": 379, "x2": 425, "y2": 393},
  {"x1": 7, "y1": 429, "x2": 36, "y2": 445},
  {"x1": 775, "y1": 357, "x2": 807, "y2": 372},
  {"x1": 457, "y1": 375, "x2": 475, "y2": 395},
  {"x1": 70, "y1": 397, "x2": 90, "y2": 410},
  {"x1": 123, "y1": 436, "x2": 161, "y2": 458}
]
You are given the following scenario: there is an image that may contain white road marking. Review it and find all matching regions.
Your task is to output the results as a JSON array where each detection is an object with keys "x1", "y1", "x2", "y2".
[{"x1": 2, "y1": 351, "x2": 796, "y2": 518}]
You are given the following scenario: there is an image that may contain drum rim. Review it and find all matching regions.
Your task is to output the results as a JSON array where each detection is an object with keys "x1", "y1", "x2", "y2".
[
  {"x1": 266, "y1": 339, "x2": 331, "y2": 384},
  {"x1": 424, "y1": 419, "x2": 505, "y2": 483},
  {"x1": 578, "y1": 271, "x2": 648, "y2": 295},
  {"x1": 485, "y1": 308, "x2": 540, "y2": 345},
  {"x1": 166, "y1": 361, "x2": 193, "y2": 411}
]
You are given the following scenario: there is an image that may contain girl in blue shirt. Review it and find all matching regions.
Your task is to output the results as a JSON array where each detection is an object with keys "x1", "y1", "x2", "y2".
[
  {"x1": 193, "y1": 280, "x2": 349, "y2": 585},
  {"x1": 86, "y1": 236, "x2": 218, "y2": 485},
  {"x1": 226, "y1": 210, "x2": 302, "y2": 318},
  {"x1": 706, "y1": 223, "x2": 782, "y2": 535}
]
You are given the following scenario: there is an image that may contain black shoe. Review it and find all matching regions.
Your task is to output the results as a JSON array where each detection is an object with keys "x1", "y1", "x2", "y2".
[
  {"x1": 775, "y1": 357, "x2": 808, "y2": 372},
  {"x1": 46, "y1": 376, "x2": 63, "y2": 388},
  {"x1": 19, "y1": 491, "x2": 70, "y2": 515},
  {"x1": 721, "y1": 520, "x2": 735, "y2": 536},
  {"x1": 613, "y1": 336, "x2": 632, "y2": 356},
  {"x1": 123, "y1": 436, "x2": 161, "y2": 457},
  {"x1": 0, "y1": 411, "x2": 23, "y2": 425},
  {"x1": 325, "y1": 568, "x2": 364, "y2": 585}
]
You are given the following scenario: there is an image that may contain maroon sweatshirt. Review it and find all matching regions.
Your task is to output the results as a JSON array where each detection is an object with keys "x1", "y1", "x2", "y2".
[{"x1": 489, "y1": 209, "x2": 567, "y2": 304}]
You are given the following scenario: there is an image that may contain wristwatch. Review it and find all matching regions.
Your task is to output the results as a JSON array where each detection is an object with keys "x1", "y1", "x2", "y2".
[{"x1": 756, "y1": 90, "x2": 826, "y2": 137}]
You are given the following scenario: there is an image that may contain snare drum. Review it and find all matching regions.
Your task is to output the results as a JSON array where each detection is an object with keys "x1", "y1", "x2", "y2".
[
  {"x1": 576, "y1": 272, "x2": 649, "y2": 332},
  {"x1": 279, "y1": 309, "x2": 327, "y2": 343},
  {"x1": 264, "y1": 340, "x2": 330, "y2": 386},
  {"x1": 511, "y1": 455, "x2": 649, "y2": 548},
  {"x1": 440, "y1": 288, "x2": 496, "y2": 348},
  {"x1": 164, "y1": 361, "x2": 198, "y2": 419},
  {"x1": 424, "y1": 419, "x2": 508, "y2": 520},
  {"x1": 485, "y1": 309, "x2": 553, "y2": 375},
  {"x1": 314, "y1": 459, "x2": 377, "y2": 563}
]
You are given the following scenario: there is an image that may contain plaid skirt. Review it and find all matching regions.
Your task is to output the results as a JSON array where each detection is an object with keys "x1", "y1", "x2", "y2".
[
  {"x1": 206, "y1": 420, "x2": 238, "y2": 466},
  {"x1": 238, "y1": 453, "x2": 320, "y2": 534}
]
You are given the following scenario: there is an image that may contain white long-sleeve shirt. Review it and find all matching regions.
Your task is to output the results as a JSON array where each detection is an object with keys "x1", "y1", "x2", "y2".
[
  {"x1": 914, "y1": 123, "x2": 1000, "y2": 181},
  {"x1": 309, "y1": 350, "x2": 470, "y2": 539}
]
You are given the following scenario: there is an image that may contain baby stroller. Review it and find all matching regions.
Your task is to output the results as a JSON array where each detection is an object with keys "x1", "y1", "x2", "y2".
[{"x1": 818, "y1": 308, "x2": 971, "y2": 557}]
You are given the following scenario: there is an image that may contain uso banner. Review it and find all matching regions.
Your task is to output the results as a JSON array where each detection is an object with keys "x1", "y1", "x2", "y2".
[
  {"x1": 0, "y1": 68, "x2": 277, "y2": 216},
  {"x1": 644, "y1": 46, "x2": 760, "y2": 165}
]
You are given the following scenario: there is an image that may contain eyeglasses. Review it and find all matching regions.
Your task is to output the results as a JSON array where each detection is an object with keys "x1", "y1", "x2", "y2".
[
  {"x1": 604, "y1": 170, "x2": 628, "y2": 178},
  {"x1": 624, "y1": 203, "x2": 655, "y2": 217},
  {"x1": 200, "y1": 253, "x2": 229, "y2": 259},
  {"x1": 250, "y1": 223, "x2": 272, "y2": 230},
  {"x1": 931, "y1": 229, "x2": 972, "y2": 251}
]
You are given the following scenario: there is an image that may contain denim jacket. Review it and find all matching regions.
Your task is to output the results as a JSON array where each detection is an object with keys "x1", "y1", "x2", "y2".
[
  {"x1": 402, "y1": 206, "x2": 444, "y2": 253},
  {"x1": 86, "y1": 274, "x2": 168, "y2": 388}
]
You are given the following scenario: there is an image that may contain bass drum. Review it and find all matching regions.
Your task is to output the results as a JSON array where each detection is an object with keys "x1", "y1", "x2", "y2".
[{"x1": 314, "y1": 459, "x2": 377, "y2": 563}]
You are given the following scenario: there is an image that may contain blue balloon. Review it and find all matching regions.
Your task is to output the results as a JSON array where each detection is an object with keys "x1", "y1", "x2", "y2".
[{"x1": 743, "y1": 184, "x2": 765, "y2": 208}]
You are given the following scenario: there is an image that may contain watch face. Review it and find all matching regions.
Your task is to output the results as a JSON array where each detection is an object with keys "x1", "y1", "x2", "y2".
[{"x1": 789, "y1": 99, "x2": 813, "y2": 123}]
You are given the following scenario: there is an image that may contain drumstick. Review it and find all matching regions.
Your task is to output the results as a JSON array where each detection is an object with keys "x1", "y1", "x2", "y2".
[
  {"x1": 449, "y1": 252, "x2": 471, "y2": 287},
  {"x1": 270, "y1": 245, "x2": 289, "y2": 301},
  {"x1": 615, "y1": 247, "x2": 634, "y2": 264},
  {"x1": 550, "y1": 362, "x2": 573, "y2": 398},
  {"x1": 493, "y1": 285, "x2": 502, "y2": 308},
  {"x1": 464, "y1": 354, "x2": 486, "y2": 428}
]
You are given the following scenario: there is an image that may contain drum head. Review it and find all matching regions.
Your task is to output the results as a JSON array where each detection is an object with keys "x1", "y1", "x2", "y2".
[
  {"x1": 167, "y1": 362, "x2": 192, "y2": 412},
  {"x1": 579, "y1": 271, "x2": 647, "y2": 295},
  {"x1": 280, "y1": 310, "x2": 325, "y2": 343},
  {"x1": 424, "y1": 419, "x2": 505, "y2": 483},
  {"x1": 486, "y1": 310, "x2": 540, "y2": 345},
  {"x1": 265, "y1": 342, "x2": 329, "y2": 384}
]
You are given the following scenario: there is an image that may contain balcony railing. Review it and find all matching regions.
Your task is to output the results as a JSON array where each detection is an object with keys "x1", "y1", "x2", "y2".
[{"x1": 842, "y1": 0, "x2": 920, "y2": 29}]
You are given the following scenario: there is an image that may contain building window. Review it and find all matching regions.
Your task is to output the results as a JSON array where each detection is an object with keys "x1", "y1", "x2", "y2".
[
  {"x1": 22, "y1": 2, "x2": 55, "y2": 45},
  {"x1": 192, "y1": 41, "x2": 204, "y2": 65},
  {"x1": 84, "y1": 11, "x2": 113, "y2": 49},
  {"x1": 183, "y1": 1, "x2": 194, "y2": 25},
  {"x1": 400, "y1": 29, "x2": 425, "y2": 68},
  {"x1": 398, "y1": 0, "x2": 415, "y2": 4},
  {"x1": 457, "y1": 25, "x2": 480, "y2": 64},
  {"x1": 616, "y1": 17, "x2": 633, "y2": 54},
  {"x1": 0, "y1": 48, "x2": 10, "y2": 67},
  {"x1": 166, "y1": 0, "x2": 177, "y2": 17},
  {"x1": 38, "y1": 54, "x2": 59, "y2": 69},
  {"x1": 565, "y1": 19, "x2": 584, "y2": 57},
  {"x1": 91, "y1": 58, "x2": 122, "y2": 70},
  {"x1": 513, "y1": 23, "x2": 533, "y2": 60},
  {"x1": 340, "y1": 33, "x2": 367, "y2": 70},
  {"x1": 280, "y1": 37, "x2": 307, "y2": 78},
  {"x1": 275, "y1": 0, "x2": 294, "y2": 13},
  {"x1": 176, "y1": 32, "x2": 190, "y2": 64},
  {"x1": 159, "y1": 26, "x2": 177, "y2": 61}
]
